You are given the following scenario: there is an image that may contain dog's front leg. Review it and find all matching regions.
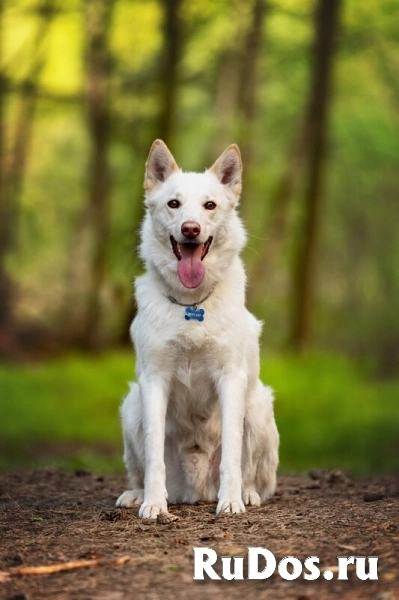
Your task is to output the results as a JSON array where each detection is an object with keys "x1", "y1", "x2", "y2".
[
  {"x1": 138, "y1": 375, "x2": 169, "y2": 519},
  {"x1": 216, "y1": 370, "x2": 246, "y2": 514}
]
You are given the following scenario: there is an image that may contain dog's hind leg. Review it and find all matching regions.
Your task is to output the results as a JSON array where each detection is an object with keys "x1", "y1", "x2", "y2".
[
  {"x1": 116, "y1": 384, "x2": 145, "y2": 508},
  {"x1": 242, "y1": 384, "x2": 279, "y2": 506}
]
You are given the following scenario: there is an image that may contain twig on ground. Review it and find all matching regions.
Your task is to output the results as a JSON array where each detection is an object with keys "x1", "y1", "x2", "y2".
[{"x1": 0, "y1": 555, "x2": 131, "y2": 582}]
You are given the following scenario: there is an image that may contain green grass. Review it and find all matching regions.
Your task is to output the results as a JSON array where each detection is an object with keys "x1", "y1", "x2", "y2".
[
  {"x1": 0, "y1": 352, "x2": 397, "y2": 475},
  {"x1": 0, "y1": 352, "x2": 133, "y2": 472},
  {"x1": 262, "y1": 354, "x2": 399, "y2": 474}
]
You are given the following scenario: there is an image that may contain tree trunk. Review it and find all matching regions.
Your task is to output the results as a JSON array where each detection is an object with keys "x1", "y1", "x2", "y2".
[
  {"x1": 237, "y1": 0, "x2": 267, "y2": 179},
  {"x1": 236, "y1": 0, "x2": 268, "y2": 223},
  {"x1": 247, "y1": 116, "x2": 308, "y2": 305},
  {"x1": 157, "y1": 0, "x2": 183, "y2": 151},
  {"x1": 0, "y1": 0, "x2": 12, "y2": 356},
  {"x1": 207, "y1": 50, "x2": 241, "y2": 161},
  {"x1": 0, "y1": 0, "x2": 56, "y2": 357},
  {"x1": 207, "y1": 0, "x2": 250, "y2": 163},
  {"x1": 76, "y1": 0, "x2": 114, "y2": 349},
  {"x1": 289, "y1": 0, "x2": 341, "y2": 352}
]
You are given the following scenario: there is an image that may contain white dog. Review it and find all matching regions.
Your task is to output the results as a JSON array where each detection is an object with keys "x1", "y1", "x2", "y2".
[{"x1": 116, "y1": 140, "x2": 279, "y2": 518}]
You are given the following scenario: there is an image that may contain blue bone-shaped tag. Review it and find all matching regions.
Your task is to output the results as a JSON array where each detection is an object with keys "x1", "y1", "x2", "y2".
[{"x1": 185, "y1": 307, "x2": 205, "y2": 322}]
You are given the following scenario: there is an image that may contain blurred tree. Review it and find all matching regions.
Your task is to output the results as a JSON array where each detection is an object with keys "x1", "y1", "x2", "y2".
[
  {"x1": 289, "y1": 0, "x2": 342, "y2": 353},
  {"x1": 247, "y1": 107, "x2": 309, "y2": 305},
  {"x1": 207, "y1": 1, "x2": 247, "y2": 161},
  {"x1": 207, "y1": 0, "x2": 268, "y2": 219},
  {"x1": 0, "y1": 0, "x2": 57, "y2": 357},
  {"x1": 0, "y1": 0, "x2": 12, "y2": 357},
  {"x1": 83, "y1": 0, "x2": 115, "y2": 348},
  {"x1": 65, "y1": 0, "x2": 115, "y2": 349},
  {"x1": 157, "y1": 0, "x2": 183, "y2": 151},
  {"x1": 237, "y1": 0, "x2": 268, "y2": 213},
  {"x1": 0, "y1": 0, "x2": 9, "y2": 356}
]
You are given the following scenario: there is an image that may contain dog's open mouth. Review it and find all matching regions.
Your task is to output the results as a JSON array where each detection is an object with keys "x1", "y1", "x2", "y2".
[{"x1": 170, "y1": 236, "x2": 213, "y2": 289}]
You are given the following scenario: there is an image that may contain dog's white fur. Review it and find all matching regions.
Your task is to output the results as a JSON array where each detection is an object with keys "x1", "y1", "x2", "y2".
[{"x1": 116, "y1": 140, "x2": 279, "y2": 518}]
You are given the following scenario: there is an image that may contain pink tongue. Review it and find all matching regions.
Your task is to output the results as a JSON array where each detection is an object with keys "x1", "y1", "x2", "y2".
[{"x1": 177, "y1": 244, "x2": 205, "y2": 288}]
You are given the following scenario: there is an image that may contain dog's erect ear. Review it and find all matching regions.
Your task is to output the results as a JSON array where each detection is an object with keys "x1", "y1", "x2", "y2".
[
  {"x1": 144, "y1": 140, "x2": 179, "y2": 192},
  {"x1": 209, "y1": 144, "x2": 242, "y2": 196}
]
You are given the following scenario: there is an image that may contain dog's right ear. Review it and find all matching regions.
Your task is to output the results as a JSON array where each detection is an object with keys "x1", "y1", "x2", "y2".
[{"x1": 144, "y1": 140, "x2": 179, "y2": 192}]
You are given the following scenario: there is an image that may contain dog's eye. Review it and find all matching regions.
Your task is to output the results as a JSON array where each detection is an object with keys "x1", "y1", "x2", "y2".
[
  {"x1": 204, "y1": 201, "x2": 216, "y2": 210},
  {"x1": 167, "y1": 199, "x2": 180, "y2": 209}
]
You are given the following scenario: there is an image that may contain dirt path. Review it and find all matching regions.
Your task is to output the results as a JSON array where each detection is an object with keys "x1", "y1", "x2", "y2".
[{"x1": 0, "y1": 469, "x2": 397, "y2": 600}]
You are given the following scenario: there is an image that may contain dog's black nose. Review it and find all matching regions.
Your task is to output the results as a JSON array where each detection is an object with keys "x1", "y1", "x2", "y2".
[{"x1": 181, "y1": 221, "x2": 201, "y2": 239}]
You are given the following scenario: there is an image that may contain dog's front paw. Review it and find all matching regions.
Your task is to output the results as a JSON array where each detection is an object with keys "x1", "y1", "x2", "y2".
[
  {"x1": 139, "y1": 500, "x2": 168, "y2": 519},
  {"x1": 116, "y1": 489, "x2": 144, "y2": 508},
  {"x1": 216, "y1": 499, "x2": 246, "y2": 515},
  {"x1": 242, "y1": 489, "x2": 261, "y2": 507}
]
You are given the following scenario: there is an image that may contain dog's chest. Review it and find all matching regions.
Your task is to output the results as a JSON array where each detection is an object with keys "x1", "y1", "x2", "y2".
[
  {"x1": 167, "y1": 333, "x2": 222, "y2": 378},
  {"x1": 171, "y1": 352, "x2": 214, "y2": 391},
  {"x1": 166, "y1": 341, "x2": 221, "y2": 434}
]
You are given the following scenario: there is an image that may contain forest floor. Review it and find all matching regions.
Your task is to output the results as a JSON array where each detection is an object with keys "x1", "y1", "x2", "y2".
[{"x1": 0, "y1": 468, "x2": 397, "y2": 600}]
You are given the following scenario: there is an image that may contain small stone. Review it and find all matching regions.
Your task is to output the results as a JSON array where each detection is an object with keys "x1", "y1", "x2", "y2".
[
  {"x1": 75, "y1": 469, "x2": 91, "y2": 477},
  {"x1": 363, "y1": 492, "x2": 386, "y2": 502}
]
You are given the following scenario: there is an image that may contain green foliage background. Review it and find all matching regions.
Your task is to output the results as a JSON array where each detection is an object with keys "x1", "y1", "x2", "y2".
[{"x1": 0, "y1": 0, "x2": 398, "y2": 473}]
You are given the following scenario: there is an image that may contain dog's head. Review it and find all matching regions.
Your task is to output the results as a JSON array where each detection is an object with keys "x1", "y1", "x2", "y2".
[{"x1": 140, "y1": 140, "x2": 246, "y2": 291}]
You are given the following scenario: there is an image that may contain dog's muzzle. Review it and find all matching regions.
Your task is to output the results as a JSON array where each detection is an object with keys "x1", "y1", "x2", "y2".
[{"x1": 170, "y1": 236, "x2": 213, "y2": 289}]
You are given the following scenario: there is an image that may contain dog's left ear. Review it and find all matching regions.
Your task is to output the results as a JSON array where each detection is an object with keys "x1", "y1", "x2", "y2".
[{"x1": 209, "y1": 144, "x2": 242, "y2": 197}]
